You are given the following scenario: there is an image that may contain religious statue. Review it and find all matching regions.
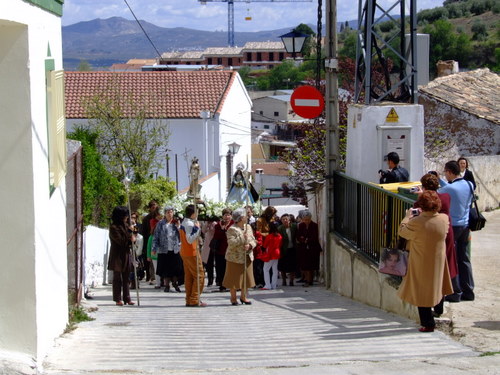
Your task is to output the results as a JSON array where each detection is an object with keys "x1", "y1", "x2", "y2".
[
  {"x1": 188, "y1": 157, "x2": 202, "y2": 200},
  {"x1": 226, "y1": 163, "x2": 259, "y2": 205}
]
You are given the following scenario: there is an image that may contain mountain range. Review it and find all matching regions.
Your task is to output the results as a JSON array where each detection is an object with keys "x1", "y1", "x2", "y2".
[
  {"x1": 62, "y1": 17, "x2": 355, "y2": 71},
  {"x1": 64, "y1": 17, "x2": 301, "y2": 70}
]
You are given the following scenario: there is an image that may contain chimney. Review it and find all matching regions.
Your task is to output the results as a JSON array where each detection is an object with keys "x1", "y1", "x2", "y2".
[{"x1": 436, "y1": 60, "x2": 459, "y2": 77}]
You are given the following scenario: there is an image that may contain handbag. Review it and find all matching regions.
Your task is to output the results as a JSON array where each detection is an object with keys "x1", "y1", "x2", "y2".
[
  {"x1": 466, "y1": 181, "x2": 486, "y2": 231},
  {"x1": 379, "y1": 239, "x2": 408, "y2": 277}
]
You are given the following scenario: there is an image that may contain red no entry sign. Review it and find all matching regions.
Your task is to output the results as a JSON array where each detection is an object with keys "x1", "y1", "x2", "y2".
[{"x1": 290, "y1": 85, "x2": 325, "y2": 119}]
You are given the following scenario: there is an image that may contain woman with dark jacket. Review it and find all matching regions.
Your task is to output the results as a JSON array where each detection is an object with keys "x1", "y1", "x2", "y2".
[
  {"x1": 296, "y1": 210, "x2": 322, "y2": 287},
  {"x1": 458, "y1": 157, "x2": 476, "y2": 190},
  {"x1": 211, "y1": 208, "x2": 233, "y2": 291},
  {"x1": 108, "y1": 206, "x2": 136, "y2": 306}
]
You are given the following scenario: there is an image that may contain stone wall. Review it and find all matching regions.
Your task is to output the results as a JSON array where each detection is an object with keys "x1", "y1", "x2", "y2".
[
  {"x1": 425, "y1": 155, "x2": 500, "y2": 212},
  {"x1": 326, "y1": 233, "x2": 419, "y2": 322}
]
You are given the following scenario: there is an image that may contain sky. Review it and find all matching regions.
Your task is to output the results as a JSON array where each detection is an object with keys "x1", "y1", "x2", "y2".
[{"x1": 61, "y1": 0, "x2": 441, "y2": 32}]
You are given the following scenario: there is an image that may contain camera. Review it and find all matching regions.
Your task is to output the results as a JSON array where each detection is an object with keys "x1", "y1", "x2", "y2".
[
  {"x1": 378, "y1": 169, "x2": 387, "y2": 176},
  {"x1": 411, "y1": 209, "x2": 420, "y2": 216},
  {"x1": 409, "y1": 186, "x2": 419, "y2": 193}
]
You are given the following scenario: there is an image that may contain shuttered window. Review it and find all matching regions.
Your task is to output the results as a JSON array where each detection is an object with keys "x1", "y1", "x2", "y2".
[{"x1": 47, "y1": 69, "x2": 67, "y2": 191}]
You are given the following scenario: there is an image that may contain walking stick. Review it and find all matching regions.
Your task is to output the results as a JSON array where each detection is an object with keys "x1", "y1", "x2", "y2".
[
  {"x1": 242, "y1": 167, "x2": 252, "y2": 299},
  {"x1": 188, "y1": 158, "x2": 202, "y2": 306},
  {"x1": 122, "y1": 174, "x2": 141, "y2": 307}
]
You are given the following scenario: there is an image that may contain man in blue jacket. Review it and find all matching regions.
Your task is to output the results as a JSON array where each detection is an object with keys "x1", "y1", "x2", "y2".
[{"x1": 438, "y1": 160, "x2": 475, "y2": 302}]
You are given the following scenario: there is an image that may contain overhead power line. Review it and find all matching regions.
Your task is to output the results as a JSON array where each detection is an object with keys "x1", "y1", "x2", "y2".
[{"x1": 123, "y1": 0, "x2": 162, "y2": 58}]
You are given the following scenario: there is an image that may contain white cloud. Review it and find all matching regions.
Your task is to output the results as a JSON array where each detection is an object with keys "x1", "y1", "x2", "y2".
[{"x1": 62, "y1": 0, "x2": 439, "y2": 30}]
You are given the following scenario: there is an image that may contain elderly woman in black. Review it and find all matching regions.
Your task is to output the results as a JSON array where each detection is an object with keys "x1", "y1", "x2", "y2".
[
  {"x1": 223, "y1": 208, "x2": 257, "y2": 305},
  {"x1": 108, "y1": 206, "x2": 136, "y2": 306},
  {"x1": 296, "y1": 210, "x2": 322, "y2": 287}
]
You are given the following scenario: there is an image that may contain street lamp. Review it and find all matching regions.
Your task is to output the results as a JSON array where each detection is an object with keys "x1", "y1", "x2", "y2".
[
  {"x1": 200, "y1": 110, "x2": 211, "y2": 176},
  {"x1": 226, "y1": 142, "x2": 241, "y2": 190},
  {"x1": 279, "y1": 30, "x2": 309, "y2": 58}
]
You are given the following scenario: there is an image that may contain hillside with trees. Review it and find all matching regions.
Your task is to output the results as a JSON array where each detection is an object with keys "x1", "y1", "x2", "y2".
[{"x1": 337, "y1": 0, "x2": 499, "y2": 75}]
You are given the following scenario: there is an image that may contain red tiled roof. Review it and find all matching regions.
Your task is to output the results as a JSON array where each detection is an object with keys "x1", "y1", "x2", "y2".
[
  {"x1": 65, "y1": 71, "x2": 237, "y2": 119},
  {"x1": 252, "y1": 162, "x2": 290, "y2": 176}
]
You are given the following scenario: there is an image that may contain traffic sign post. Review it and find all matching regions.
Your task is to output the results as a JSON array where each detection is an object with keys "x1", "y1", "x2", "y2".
[{"x1": 290, "y1": 85, "x2": 325, "y2": 119}]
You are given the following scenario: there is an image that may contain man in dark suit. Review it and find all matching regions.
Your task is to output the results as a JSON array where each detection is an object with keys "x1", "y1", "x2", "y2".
[
  {"x1": 277, "y1": 214, "x2": 297, "y2": 286},
  {"x1": 379, "y1": 152, "x2": 409, "y2": 184}
]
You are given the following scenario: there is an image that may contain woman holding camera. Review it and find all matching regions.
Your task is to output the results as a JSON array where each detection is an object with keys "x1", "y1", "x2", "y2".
[
  {"x1": 414, "y1": 173, "x2": 458, "y2": 315},
  {"x1": 398, "y1": 191, "x2": 453, "y2": 332}
]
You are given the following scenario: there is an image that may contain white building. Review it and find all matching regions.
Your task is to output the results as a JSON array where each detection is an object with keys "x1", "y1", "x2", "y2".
[
  {"x1": 0, "y1": 0, "x2": 68, "y2": 370},
  {"x1": 65, "y1": 71, "x2": 253, "y2": 202}
]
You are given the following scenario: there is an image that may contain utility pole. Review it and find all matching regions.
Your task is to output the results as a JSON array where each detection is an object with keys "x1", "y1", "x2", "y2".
[{"x1": 324, "y1": 0, "x2": 339, "y2": 288}]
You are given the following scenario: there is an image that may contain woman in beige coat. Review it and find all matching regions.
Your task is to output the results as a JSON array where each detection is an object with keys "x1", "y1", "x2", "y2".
[
  {"x1": 223, "y1": 208, "x2": 257, "y2": 305},
  {"x1": 398, "y1": 190, "x2": 453, "y2": 332}
]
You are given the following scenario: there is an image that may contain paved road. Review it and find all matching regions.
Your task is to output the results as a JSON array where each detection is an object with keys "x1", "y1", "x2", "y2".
[
  {"x1": 43, "y1": 282, "x2": 491, "y2": 375},
  {"x1": 42, "y1": 211, "x2": 500, "y2": 375}
]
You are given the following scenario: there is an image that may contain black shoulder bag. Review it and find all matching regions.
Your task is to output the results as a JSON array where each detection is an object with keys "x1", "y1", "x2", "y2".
[{"x1": 467, "y1": 181, "x2": 486, "y2": 231}]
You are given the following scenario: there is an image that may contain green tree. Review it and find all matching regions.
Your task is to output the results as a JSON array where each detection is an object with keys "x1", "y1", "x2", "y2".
[
  {"x1": 423, "y1": 19, "x2": 472, "y2": 74},
  {"x1": 129, "y1": 177, "x2": 176, "y2": 212},
  {"x1": 238, "y1": 66, "x2": 254, "y2": 87},
  {"x1": 267, "y1": 60, "x2": 306, "y2": 90},
  {"x1": 67, "y1": 127, "x2": 125, "y2": 227},
  {"x1": 82, "y1": 78, "x2": 170, "y2": 184},
  {"x1": 471, "y1": 20, "x2": 488, "y2": 40},
  {"x1": 77, "y1": 60, "x2": 92, "y2": 71},
  {"x1": 293, "y1": 23, "x2": 316, "y2": 57},
  {"x1": 339, "y1": 30, "x2": 357, "y2": 60}
]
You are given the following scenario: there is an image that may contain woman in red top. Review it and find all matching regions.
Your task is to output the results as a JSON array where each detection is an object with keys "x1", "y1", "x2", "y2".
[{"x1": 262, "y1": 222, "x2": 282, "y2": 290}]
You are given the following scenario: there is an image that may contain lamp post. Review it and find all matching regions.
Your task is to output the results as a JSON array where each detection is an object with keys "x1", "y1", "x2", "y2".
[
  {"x1": 226, "y1": 141, "x2": 240, "y2": 191},
  {"x1": 200, "y1": 110, "x2": 211, "y2": 177},
  {"x1": 279, "y1": 30, "x2": 309, "y2": 59}
]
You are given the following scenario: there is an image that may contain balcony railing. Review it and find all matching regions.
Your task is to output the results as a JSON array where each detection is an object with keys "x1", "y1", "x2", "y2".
[{"x1": 333, "y1": 172, "x2": 414, "y2": 264}]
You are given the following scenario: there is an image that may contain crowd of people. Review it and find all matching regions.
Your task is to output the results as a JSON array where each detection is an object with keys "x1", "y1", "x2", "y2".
[
  {"x1": 395, "y1": 157, "x2": 477, "y2": 333},
  {"x1": 106, "y1": 153, "x2": 478, "y2": 332},
  {"x1": 107, "y1": 201, "x2": 322, "y2": 307}
]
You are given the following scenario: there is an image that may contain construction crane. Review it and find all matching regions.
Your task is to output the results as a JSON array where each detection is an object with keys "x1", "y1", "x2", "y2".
[{"x1": 199, "y1": 0, "x2": 312, "y2": 47}]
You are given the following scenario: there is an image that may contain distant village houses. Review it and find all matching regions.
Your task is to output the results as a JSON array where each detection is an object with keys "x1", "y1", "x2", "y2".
[{"x1": 110, "y1": 41, "x2": 301, "y2": 71}]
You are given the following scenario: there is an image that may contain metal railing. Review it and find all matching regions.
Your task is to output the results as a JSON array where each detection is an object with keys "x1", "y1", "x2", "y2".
[{"x1": 333, "y1": 172, "x2": 414, "y2": 264}]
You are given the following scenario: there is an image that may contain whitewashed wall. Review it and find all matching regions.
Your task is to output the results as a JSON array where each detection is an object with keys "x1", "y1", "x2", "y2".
[
  {"x1": 218, "y1": 73, "x2": 253, "y2": 201},
  {"x1": 0, "y1": 0, "x2": 68, "y2": 365},
  {"x1": 346, "y1": 103, "x2": 425, "y2": 184},
  {"x1": 425, "y1": 155, "x2": 500, "y2": 212},
  {"x1": 84, "y1": 226, "x2": 110, "y2": 288}
]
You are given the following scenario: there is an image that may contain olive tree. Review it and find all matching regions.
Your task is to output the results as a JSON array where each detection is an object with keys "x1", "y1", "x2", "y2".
[{"x1": 82, "y1": 79, "x2": 170, "y2": 184}]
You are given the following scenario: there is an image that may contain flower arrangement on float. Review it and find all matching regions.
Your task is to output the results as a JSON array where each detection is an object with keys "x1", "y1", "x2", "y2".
[{"x1": 163, "y1": 195, "x2": 261, "y2": 221}]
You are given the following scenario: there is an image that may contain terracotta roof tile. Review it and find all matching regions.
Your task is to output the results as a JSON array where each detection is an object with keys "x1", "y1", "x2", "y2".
[
  {"x1": 65, "y1": 71, "x2": 237, "y2": 119},
  {"x1": 243, "y1": 41, "x2": 285, "y2": 51},
  {"x1": 252, "y1": 162, "x2": 290, "y2": 176},
  {"x1": 419, "y1": 68, "x2": 500, "y2": 125}
]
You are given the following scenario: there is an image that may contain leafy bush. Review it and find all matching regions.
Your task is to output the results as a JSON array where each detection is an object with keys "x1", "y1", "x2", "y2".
[
  {"x1": 472, "y1": 20, "x2": 488, "y2": 40},
  {"x1": 379, "y1": 20, "x2": 396, "y2": 33},
  {"x1": 68, "y1": 127, "x2": 125, "y2": 227},
  {"x1": 129, "y1": 176, "x2": 177, "y2": 213}
]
